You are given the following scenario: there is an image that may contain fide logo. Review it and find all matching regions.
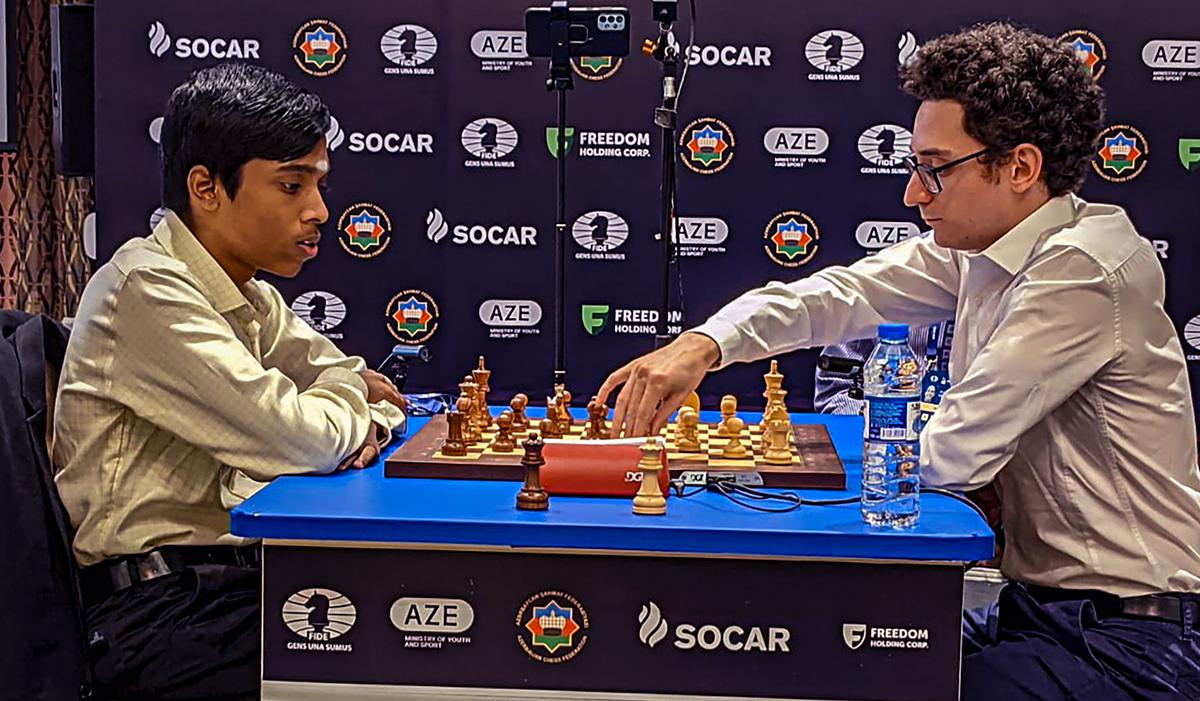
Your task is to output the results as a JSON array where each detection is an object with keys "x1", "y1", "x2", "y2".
[
  {"x1": 461, "y1": 117, "x2": 518, "y2": 168},
  {"x1": 291, "y1": 291, "x2": 347, "y2": 338},
  {"x1": 858, "y1": 124, "x2": 913, "y2": 174},
  {"x1": 678, "y1": 117, "x2": 736, "y2": 175},
  {"x1": 805, "y1": 29, "x2": 864, "y2": 81},
  {"x1": 1059, "y1": 29, "x2": 1107, "y2": 80},
  {"x1": 572, "y1": 55, "x2": 622, "y2": 81},
  {"x1": 516, "y1": 590, "x2": 590, "y2": 663},
  {"x1": 282, "y1": 588, "x2": 356, "y2": 652},
  {"x1": 386, "y1": 289, "x2": 440, "y2": 344},
  {"x1": 764, "y1": 211, "x2": 820, "y2": 268},
  {"x1": 337, "y1": 202, "x2": 392, "y2": 259},
  {"x1": 573, "y1": 211, "x2": 630, "y2": 260},
  {"x1": 1092, "y1": 125, "x2": 1150, "y2": 182},
  {"x1": 292, "y1": 19, "x2": 348, "y2": 77},
  {"x1": 380, "y1": 24, "x2": 438, "y2": 75},
  {"x1": 1184, "y1": 315, "x2": 1200, "y2": 361}
]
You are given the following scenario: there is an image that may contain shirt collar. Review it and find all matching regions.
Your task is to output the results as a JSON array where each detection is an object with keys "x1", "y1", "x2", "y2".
[
  {"x1": 978, "y1": 194, "x2": 1082, "y2": 276},
  {"x1": 152, "y1": 210, "x2": 264, "y2": 316}
]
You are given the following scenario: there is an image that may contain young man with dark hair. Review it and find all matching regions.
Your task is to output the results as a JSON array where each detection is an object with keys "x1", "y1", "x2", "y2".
[
  {"x1": 54, "y1": 63, "x2": 404, "y2": 700},
  {"x1": 599, "y1": 23, "x2": 1200, "y2": 698}
]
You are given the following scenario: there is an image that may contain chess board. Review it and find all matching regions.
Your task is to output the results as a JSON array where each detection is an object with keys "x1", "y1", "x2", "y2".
[{"x1": 385, "y1": 414, "x2": 845, "y2": 489}]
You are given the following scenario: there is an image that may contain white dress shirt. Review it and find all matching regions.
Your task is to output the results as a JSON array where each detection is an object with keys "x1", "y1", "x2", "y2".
[
  {"x1": 693, "y1": 194, "x2": 1200, "y2": 597},
  {"x1": 54, "y1": 212, "x2": 405, "y2": 566}
]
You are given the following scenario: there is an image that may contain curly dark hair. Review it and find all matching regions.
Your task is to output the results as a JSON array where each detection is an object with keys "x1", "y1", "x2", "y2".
[{"x1": 899, "y1": 22, "x2": 1105, "y2": 197}]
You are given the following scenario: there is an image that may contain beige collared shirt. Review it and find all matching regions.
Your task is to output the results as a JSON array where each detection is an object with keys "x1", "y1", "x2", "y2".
[
  {"x1": 54, "y1": 211, "x2": 404, "y2": 566},
  {"x1": 694, "y1": 194, "x2": 1200, "y2": 596}
]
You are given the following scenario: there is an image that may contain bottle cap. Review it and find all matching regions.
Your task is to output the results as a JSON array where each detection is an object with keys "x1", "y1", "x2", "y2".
[{"x1": 879, "y1": 323, "x2": 910, "y2": 342}]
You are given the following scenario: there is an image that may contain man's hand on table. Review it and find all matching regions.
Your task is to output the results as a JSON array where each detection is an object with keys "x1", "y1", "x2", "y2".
[
  {"x1": 339, "y1": 423, "x2": 387, "y2": 470},
  {"x1": 358, "y1": 369, "x2": 407, "y2": 412}
]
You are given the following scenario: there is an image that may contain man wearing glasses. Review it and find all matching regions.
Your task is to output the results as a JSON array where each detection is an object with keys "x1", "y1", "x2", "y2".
[{"x1": 597, "y1": 22, "x2": 1200, "y2": 699}]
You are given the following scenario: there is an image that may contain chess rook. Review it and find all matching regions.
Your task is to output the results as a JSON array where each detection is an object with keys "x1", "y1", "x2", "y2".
[{"x1": 516, "y1": 433, "x2": 549, "y2": 511}]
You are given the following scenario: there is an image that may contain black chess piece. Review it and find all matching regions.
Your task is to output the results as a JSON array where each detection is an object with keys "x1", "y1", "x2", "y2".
[
  {"x1": 442, "y1": 411, "x2": 468, "y2": 456},
  {"x1": 876, "y1": 129, "x2": 897, "y2": 160},
  {"x1": 307, "y1": 294, "x2": 328, "y2": 330},
  {"x1": 824, "y1": 34, "x2": 844, "y2": 66},
  {"x1": 517, "y1": 433, "x2": 549, "y2": 511},
  {"x1": 399, "y1": 29, "x2": 419, "y2": 61},
  {"x1": 589, "y1": 215, "x2": 610, "y2": 250},
  {"x1": 478, "y1": 121, "x2": 499, "y2": 154}
]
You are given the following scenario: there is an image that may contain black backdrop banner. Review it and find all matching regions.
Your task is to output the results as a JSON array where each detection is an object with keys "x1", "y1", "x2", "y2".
[{"x1": 95, "y1": 0, "x2": 1200, "y2": 412}]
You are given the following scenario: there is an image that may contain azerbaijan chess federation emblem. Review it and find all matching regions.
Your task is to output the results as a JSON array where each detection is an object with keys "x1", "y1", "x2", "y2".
[
  {"x1": 386, "y1": 289, "x2": 440, "y2": 344},
  {"x1": 764, "y1": 211, "x2": 820, "y2": 268},
  {"x1": 292, "y1": 19, "x2": 348, "y2": 77},
  {"x1": 516, "y1": 590, "x2": 590, "y2": 663},
  {"x1": 678, "y1": 117, "x2": 736, "y2": 175},
  {"x1": 1058, "y1": 29, "x2": 1107, "y2": 80},
  {"x1": 1092, "y1": 124, "x2": 1150, "y2": 183},
  {"x1": 337, "y1": 202, "x2": 392, "y2": 259}
]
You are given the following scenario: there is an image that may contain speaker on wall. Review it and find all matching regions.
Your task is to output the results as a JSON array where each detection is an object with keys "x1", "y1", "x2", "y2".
[{"x1": 51, "y1": 4, "x2": 94, "y2": 176}]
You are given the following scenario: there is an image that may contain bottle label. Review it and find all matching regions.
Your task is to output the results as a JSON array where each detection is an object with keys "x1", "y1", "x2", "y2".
[{"x1": 864, "y1": 396, "x2": 920, "y2": 441}]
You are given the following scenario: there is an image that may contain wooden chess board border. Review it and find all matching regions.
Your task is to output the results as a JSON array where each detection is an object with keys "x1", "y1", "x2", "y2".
[{"x1": 385, "y1": 414, "x2": 846, "y2": 490}]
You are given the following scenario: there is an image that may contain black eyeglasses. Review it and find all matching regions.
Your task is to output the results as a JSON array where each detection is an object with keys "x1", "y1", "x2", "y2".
[{"x1": 902, "y1": 148, "x2": 992, "y2": 194}]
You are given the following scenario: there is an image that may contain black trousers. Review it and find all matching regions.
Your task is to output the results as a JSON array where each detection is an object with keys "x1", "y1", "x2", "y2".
[
  {"x1": 85, "y1": 564, "x2": 260, "y2": 701},
  {"x1": 963, "y1": 583, "x2": 1200, "y2": 700}
]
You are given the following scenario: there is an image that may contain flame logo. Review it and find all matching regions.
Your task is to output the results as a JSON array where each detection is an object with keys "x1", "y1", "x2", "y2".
[
  {"x1": 148, "y1": 21, "x2": 171, "y2": 58},
  {"x1": 898, "y1": 32, "x2": 918, "y2": 66},
  {"x1": 325, "y1": 115, "x2": 344, "y2": 152},
  {"x1": 638, "y1": 601, "x2": 669, "y2": 648},
  {"x1": 426, "y1": 208, "x2": 448, "y2": 243}
]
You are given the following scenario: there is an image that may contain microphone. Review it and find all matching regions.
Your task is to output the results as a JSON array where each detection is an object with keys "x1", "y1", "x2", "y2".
[
  {"x1": 389, "y1": 344, "x2": 431, "y2": 363},
  {"x1": 817, "y1": 354, "x2": 862, "y2": 375}
]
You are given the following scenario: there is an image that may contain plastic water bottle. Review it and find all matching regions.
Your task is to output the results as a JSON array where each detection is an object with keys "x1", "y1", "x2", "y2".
[{"x1": 861, "y1": 323, "x2": 922, "y2": 527}]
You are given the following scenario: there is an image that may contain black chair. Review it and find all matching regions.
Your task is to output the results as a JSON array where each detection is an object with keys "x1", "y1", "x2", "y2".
[{"x1": 0, "y1": 310, "x2": 94, "y2": 700}]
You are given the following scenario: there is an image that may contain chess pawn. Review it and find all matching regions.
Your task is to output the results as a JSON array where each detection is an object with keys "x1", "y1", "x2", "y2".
[
  {"x1": 721, "y1": 416, "x2": 749, "y2": 459},
  {"x1": 717, "y1": 395, "x2": 737, "y2": 437},
  {"x1": 762, "y1": 417, "x2": 793, "y2": 465},
  {"x1": 490, "y1": 411, "x2": 517, "y2": 453},
  {"x1": 632, "y1": 436, "x2": 667, "y2": 516},
  {"x1": 510, "y1": 393, "x2": 530, "y2": 433},
  {"x1": 539, "y1": 415, "x2": 562, "y2": 440},
  {"x1": 585, "y1": 398, "x2": 609, "y2": 439},
  {"x1": 516, "y1": 433, "x2": 549, "y2": 511},
  {"x1": 441, "y1": 410, "x2": 468, "y2": 456},
  {"x1": 456, "y1": 396, "x2": 478, "y2": 444},
  {"x1": 673, "y1": 407, "x2": 702, "y2": 452}
]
